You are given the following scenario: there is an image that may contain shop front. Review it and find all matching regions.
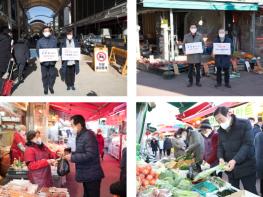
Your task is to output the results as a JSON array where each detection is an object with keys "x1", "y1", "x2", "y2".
[
  {"x1": 137, "y1": 0, "x2": 263, "y2": 79},
  {"x1": 0, "y1": 102, "x2": 127, "y2": 197},
  {"x1": 136, "y1": 102, "x2": 263, "y2": 196}
]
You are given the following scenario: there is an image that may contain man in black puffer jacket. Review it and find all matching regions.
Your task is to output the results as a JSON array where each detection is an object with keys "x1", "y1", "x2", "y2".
[
  {"x1": 65, "y1": 115, "x2": 104, "y2": 197},
  {"x1": 214, "y1": 106, "x2": 257, "y2": 194}
]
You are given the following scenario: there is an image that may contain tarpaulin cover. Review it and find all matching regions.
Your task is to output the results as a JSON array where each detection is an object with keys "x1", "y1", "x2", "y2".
[{"x1": 49, "y1": 103, "x2": 126, "y2": 121}]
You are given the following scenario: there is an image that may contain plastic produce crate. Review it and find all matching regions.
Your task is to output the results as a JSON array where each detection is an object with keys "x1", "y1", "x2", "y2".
[{"x1": 192, "y1": 181, "x2": 218, "y2": 196}]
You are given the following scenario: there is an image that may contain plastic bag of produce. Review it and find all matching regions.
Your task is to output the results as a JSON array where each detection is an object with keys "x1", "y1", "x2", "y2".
[
  {"x1": 57, "y1": 158, "x2": 70, "y2": 176},
  {"x1": 193, "y1": 163, "x2": 226, "y2": 182}
]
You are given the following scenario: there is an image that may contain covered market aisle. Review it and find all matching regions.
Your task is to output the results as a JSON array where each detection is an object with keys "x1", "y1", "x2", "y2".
[
  {"x1": 0, "y1": 102, "x2": 127, "y2": 197},
  {"x1": 136, "y1": 102, "x2": 263, "y2": 196}
]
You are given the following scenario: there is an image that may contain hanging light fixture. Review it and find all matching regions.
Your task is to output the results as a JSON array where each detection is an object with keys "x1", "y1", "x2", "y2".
[{"x1": 198, "y1": 17, "x2": 203, "y2": 26}]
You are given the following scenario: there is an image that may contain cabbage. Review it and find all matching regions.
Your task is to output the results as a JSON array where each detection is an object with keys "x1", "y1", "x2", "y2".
[{"x1": 176, "y1": 179, "x2": 192, "y2": 190}]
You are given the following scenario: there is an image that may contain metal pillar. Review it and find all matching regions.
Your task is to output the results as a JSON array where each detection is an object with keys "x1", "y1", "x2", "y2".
[
  {"x1": 7, "y1": 0, "x2": 12, "y2": 28},
  {"x1": 251, "y1": 12, "x2": 256, "y2": 55},
  {"x1": 170, "y1": 9, "x2": 175, "y2": 60},
  {"x1": 16, "y1": 0, "x2": 21, "y2": 38},
  {"x1": 73, "y1": 0, "x2": 77, "y2": 35}
]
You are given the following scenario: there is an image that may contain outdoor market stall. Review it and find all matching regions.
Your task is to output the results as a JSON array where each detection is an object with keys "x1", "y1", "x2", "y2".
[
  {"x1": 136, "y1": 102, "x2": 262, "y2": 197},
  {"x1": 0, "y1": 102, "x2": 126, "y2": 197},
  {"x1": 137, "y1": 0, "x2": 263, "y2": 79}
]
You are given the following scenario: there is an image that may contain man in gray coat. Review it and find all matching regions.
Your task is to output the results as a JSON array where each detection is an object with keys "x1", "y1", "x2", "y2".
[{"x1": 183, "y1": 25, "x2": 205, "y2": 87}]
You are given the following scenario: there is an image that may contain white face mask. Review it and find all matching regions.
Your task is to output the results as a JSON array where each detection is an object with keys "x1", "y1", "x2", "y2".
[
  {"x1": 220, "y1": 118, "x2": 231, "y2": 130},
  {"x1": 43, "y1": 32, "x2": 51, "y2": 38},
  {"x1": 219, "y1": 33, "x2": 225, "y2": 38},
  {"x1": 190, "y1": 28, "x2": 197, "y2": 34},
  {"x1": 36, "y1": 138, "x2": 42, "y2": 145},
  {"x1": 67, "y1": 35, "x2": 73, "y2": 40}
]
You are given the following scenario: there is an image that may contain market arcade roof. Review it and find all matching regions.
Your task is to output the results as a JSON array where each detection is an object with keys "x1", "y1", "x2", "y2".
[{"x1": 20, "y1": 0, "x2": 68, "y2": 12}]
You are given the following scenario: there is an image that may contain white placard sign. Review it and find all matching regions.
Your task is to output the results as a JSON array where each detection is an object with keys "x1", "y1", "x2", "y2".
[
  {"x1": 39, "y1": 48, "x2": 59, "y2": 62},
  {"x1": 185, "y1": 42, "x2": 203, "y2": 55},
  {"x1": 213, "y1": 43, "x2": 231, "y2": 55},
  {"x1": 62, "y1": 48, "x2": 81, "y2": 61}
]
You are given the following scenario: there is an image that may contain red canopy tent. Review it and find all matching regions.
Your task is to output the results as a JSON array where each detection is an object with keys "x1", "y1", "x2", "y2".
[
  {"x1": 176, "y1": 102, "x2": 212, "y2": 121},
  {"x1": 181, "y1": 102, "x2": 243, "y2": 124},
  {"x1": 49, "y1": 103, "x2": 126, "y2": 121}
]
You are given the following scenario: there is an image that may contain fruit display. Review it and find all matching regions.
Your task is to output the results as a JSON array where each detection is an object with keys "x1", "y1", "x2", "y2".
[{"x1": 46, "y1": 143, "x2": 66, "y2": 153}]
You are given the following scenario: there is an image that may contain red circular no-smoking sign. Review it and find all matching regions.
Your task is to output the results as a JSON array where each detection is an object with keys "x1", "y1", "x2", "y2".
[{"x1": 97, "y1": 52, "x2": 106, "y2": 62}]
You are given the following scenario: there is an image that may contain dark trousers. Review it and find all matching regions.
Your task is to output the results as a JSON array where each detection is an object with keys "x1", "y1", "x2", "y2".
[
  {"x1": 166, "y1": 149, "x2": 171, "y2": 156},
  {"x1": 65, "y1": 65, "x2": 75, "y2": 87},
  {"x1": 159, "y1": 149, "x2": 163, "y2": 158},
  {"x1": 228, "y1": 173, "x2": 257, "y2": 195},
  {"x1": 152, "y1": 150, "x2": 157, "y2": 157},
  {"x1": 110, "y1": 181, "x2": 126, "y2": 197},
  {"x1": 83, "y1": 180, "x2": 101, "y2": 197},
  {"x1": 188, "y1": 63, "x2": 201, "y2": 84},
  {"x1": 17, "y1": 63, "x2": 25, "y2": 80},
  {"x1": 216, "y1": 66, "x2": 230, "y2": 85},
  {"x1": 41, "y1": 65, "x2": 56, "y2": 91},
  {"x1": 261, "y1": 179, "x2": 263, "y2": 196}
]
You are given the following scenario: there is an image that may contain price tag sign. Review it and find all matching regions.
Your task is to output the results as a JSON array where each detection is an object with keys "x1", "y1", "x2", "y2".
[
  {"x1": 185, "y1": 42, "x2": 203, "y2": 55},
  {"x1": 39, "y1": 48, "x2": 59, "y2": 62},
  {"x1": 213, "y1": 43, "x2": 231, "y2": 55},
  {"x1": 62, "y1": 48, "x2": 81, "y2": 61}
]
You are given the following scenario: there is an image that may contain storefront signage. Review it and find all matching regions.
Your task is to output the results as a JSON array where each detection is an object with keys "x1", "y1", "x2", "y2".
[
  {"x1": 185, "y1": 42, "x2": 203, "y2": 55},
  {"x1": 62, "y1": 48, "x2": 81, "y2": 61},
  {"x1": 213, "y1": 43, "x2": 231, "y2": 55},
  {"x1": 94, "y1": 47, "x2": 109, "y2": 72},
  {"x1": 39, "y1": 48, "x2": 59, "y2": 62}
]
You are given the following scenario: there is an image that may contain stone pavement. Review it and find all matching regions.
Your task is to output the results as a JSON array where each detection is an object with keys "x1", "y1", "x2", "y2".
[
  {"x1": 12, "y1": 55, "x2": 127, "y2": 96},
  {"x1": 137, "y1": 69, "x2": 263, "y2": 96}
]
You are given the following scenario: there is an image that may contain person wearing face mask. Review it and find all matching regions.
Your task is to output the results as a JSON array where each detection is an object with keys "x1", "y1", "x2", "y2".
[
  {"x1": 64, "y1": 115, "x2": 104, "y2": 197},
  {"x1": 199, "y1": 119, "x2": 219, "y2": 168},
  {"x1": 60, "y1": 29, "x2": 80, "y2": 90},
  {"x1": 36, "y1": 26, "x2": 58, "y2": 95},
  {"x1": 10, "y1": 125, "x2": 27, "y2": 163},
  {"x1": 183, "y1": 25, "x2": 205, "y2": 87},
  {"x1": 248, "y1": 117, "x2": 262, "y2": 139},
  {"x1": 183, "y1": 127, "x2": 205, "y2": 165},
  {"x1": 213, "y1": 29, "x2": 234, "y2": 88},
  {"x1": 214, "y1": 106, "x2": 257, "y2": 194},
  {"x1": 172, "y1": 129, "x2": 186, "y2": 158},
  {"x1": 24, "y1": 130, "x2": 59, "y2": 188}
]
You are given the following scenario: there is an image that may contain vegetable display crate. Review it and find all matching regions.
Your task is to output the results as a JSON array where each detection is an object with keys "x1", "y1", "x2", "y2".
[{"x1": 192, "y1": 181, "x2": 218, "y2": 196}]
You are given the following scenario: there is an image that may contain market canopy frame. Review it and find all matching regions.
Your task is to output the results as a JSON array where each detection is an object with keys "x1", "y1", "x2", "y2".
[
  {"x1": 142, "y1": 0, "x2": 259, "y2": 11},
  {"x1": 19, "y1": 0, "x2": 69, "y2": 12},
  {"x1": 49, "y1": 103, "x2": 126, "y2": 121}
]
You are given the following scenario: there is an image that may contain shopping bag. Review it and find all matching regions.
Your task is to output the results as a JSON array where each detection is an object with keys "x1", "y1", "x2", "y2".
[
  {"x1": 1, "y1": 59, "x2": 15, "y2": 96},
  {"x1": 2, "y1": 79, "x2": 14, "y2": 96},
  {"x1": 57, "y1": 158, "x2": 70, "y2": 176}
]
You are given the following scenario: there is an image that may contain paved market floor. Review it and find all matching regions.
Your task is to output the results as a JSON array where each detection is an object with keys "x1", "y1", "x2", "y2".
[
  {"x1": 12, "y1": 54, "x2": 127, "y2": 96},
  {"x1": 137, "y1": 70, "x2": 263, "y2": 96},
  {"x1": 65, "y1": 153, "x2": 120, "y2": 197}
]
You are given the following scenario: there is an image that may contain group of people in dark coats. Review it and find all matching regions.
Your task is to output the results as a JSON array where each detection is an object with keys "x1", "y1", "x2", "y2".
[
  {"x1": 0, "y1": 25, "x2": 30, "y2": 83},
  {"x1": 150, "y1": 136, "x2": 173, "y2": 158},
  {"x1": 36, "y1": 27, "x2": 80, "y2": 95},
  {"x1": 183, "y1": 25, "x2": 233, "y2": 88}
]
